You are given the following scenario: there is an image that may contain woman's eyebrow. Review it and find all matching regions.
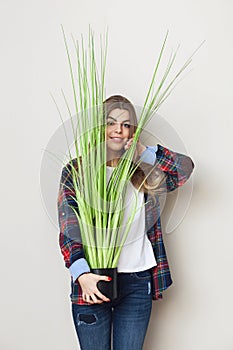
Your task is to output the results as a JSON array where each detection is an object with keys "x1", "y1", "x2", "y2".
[{"x1": 107, "y1": 116, "x2": 131, "y2": 123}]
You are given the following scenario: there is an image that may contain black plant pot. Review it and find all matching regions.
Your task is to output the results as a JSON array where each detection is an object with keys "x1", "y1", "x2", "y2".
[{"x1": 91, "y1": 267, "x2": 118, "y2": 301}]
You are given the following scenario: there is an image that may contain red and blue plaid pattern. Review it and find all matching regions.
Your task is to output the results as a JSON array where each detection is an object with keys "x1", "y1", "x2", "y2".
[{"x1": 58, "y1": 144, "x2": 194, "y2": 304}]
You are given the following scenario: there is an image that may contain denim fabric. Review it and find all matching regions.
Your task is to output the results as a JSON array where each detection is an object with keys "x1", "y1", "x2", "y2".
[{"x1": 72, "y1": 269, "x2": 153, "y2": 350}]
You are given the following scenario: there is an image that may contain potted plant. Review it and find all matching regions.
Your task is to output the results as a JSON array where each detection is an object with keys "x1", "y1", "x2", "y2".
[{"x1": 57, "y1": 27, "x2": 195, "y2": 299}]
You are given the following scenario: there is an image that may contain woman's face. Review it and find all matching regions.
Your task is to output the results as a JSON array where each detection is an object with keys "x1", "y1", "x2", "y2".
[{"x1": 106, "y1": 108, "x2": 131, "y2": 157}]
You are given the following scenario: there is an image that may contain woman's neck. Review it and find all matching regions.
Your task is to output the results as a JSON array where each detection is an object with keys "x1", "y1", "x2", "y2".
[{"x1": 106, "y1": 149, "x2": 123, "y2": 167}]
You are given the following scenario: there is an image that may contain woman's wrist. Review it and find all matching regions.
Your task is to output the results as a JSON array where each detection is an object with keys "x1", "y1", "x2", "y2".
[
  {"x1": 77, "y1": 272, "x2": 90, "y2": 283},
  {"x1": 137, "y1": 144, "x2": 147, "y2": 157}
]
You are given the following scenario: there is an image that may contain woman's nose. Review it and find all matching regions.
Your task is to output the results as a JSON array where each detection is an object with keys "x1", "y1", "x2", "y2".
[{"x1": 115, "y1": 122, "x2": 122, "y2": 133}]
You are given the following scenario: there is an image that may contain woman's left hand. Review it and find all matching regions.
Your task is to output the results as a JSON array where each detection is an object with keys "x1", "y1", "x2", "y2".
[{"x1": 124, "y1": 134, "x2": 146, "y2": 162}]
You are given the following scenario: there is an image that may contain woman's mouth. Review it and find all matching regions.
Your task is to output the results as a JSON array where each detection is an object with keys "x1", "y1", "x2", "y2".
[{"x1": 110, "y1": 137, "x2": 124, "y2": 143}]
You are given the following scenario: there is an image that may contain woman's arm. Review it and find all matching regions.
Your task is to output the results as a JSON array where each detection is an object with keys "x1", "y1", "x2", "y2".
[
  {"x1": 57, "y1": 161, "x2": 111, "y2": 304},
  {"x1": 140, "y1": 143, "x2": 195, "y2": 192},
  {"x1": 125, "y1": 134, "x2": 194, "y2": 192},
  {"x1": 151, "y1": 144, "x2": 194, "y2": 192},
  {"x1": 58, "y1": 161, "x2": 90, "y2": 281}
]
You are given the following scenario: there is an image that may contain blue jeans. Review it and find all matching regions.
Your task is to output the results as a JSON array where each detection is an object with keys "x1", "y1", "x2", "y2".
[{"x1": 72, "y1": 269, "x2": 153, "y2": 350}]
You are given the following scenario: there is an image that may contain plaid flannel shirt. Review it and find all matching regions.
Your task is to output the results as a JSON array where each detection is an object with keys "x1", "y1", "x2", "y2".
[{"x1": 57, "y1": 144, "x2": 194, "y2": 304}]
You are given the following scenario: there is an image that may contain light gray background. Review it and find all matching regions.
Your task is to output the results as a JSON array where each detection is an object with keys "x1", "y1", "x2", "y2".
[{"x1": 1, "y1": 0, "x2": 233, "y2": 349}]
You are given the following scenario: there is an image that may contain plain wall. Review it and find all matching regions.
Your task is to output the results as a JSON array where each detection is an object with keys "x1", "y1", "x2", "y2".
[{"x1": 1, "y1": 0, "x2": 233, "y2": 349}]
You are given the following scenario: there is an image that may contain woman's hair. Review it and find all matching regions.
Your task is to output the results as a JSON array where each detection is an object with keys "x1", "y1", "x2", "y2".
[{"x1": 103, "y1": 95, "x2": 166, "y2": 198}]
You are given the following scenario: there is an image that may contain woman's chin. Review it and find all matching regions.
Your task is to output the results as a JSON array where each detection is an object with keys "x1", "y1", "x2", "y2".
[
  {"x1": 107, "y1": 141, "x2": 126, "y2": 151},
  {"x1": 107, "y1": 145, "x2": 125, "y2": 158}
]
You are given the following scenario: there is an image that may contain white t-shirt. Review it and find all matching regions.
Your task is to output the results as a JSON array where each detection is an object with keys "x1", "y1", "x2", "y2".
[{"x1": 106, "y1": 166, "x2": 157, "y2": 272}]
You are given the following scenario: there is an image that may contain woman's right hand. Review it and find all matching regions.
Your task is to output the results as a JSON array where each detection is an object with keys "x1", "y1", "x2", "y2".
[{"x1": 77, "y1": 273, "x2": 111, "y2": 304}]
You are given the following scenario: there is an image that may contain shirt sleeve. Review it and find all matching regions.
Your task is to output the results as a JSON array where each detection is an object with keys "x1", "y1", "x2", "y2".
[
  {"x1": 58, "y1": 160, "x2": 90, "y2": 281},
  {"x1": 69, "y1": 258, "x2": 90, "y2": 282},
  {"x1": 155, "y1": 144, "x2": 195, "y2": 192},
  {"x1": 140, "y1": 145, "x2": 158, "y2": 165}
]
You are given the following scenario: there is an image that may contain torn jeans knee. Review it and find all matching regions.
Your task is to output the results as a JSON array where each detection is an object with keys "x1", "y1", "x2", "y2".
[{"x1": 78, "y1": 313, "x2": 97, "y2": 325}]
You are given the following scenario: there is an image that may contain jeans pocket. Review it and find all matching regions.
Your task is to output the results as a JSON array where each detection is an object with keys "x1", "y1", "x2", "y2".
[{"x1": 133, "y1": 269, "x2": 152, "y2": 280}]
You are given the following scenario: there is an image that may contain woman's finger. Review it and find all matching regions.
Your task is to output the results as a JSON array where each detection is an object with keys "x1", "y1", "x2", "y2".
[
  {"x1": 90, "y1": 293, "x2": 103, "y2": 304},
  {"x1": 98, "y1": 275, "x2": 112, "y2": 282},
  {"x1": 95, "y1": 290, "x2": 110, "y2": 302},
  {"x1": 85, "y1": 294, "x2": 94, "y2": 304},
  {"x1": 95, "y1": 275, "x2": 111, "y2": 302},
  {"x1": 124, "y1": 138, "x2": 133, "y2": 150}
]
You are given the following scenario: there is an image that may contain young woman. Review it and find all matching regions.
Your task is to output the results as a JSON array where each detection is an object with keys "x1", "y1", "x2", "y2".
[{"x1": 58, "y1": 95, "x2": 194, "y2": 350}]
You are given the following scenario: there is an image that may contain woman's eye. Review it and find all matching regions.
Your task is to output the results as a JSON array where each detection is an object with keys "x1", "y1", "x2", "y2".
[
  {"x1": 106, "y1": 121, "x2": 130, "y2": 128},
  {"x1": 107, "y1": 121, "x2": 115, "y2": 126}
]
